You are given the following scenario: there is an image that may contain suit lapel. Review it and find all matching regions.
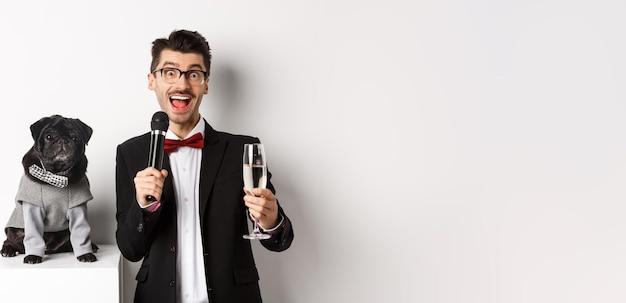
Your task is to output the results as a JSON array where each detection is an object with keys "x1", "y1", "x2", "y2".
[
  {"x1": 199, "y1": 122, "x2": 226, "y2": 222},
  {"x1": 162, "y1": 155, "x2": 175, "y2": 208}
]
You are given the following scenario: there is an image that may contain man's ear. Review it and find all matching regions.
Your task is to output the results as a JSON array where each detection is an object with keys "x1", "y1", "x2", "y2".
[{"x1": 148, "y1": 73, "x2": 156, "y2": 90}]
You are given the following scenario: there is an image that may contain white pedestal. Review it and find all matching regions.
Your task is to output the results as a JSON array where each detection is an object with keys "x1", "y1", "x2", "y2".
[{"x1": 0, "y1": 244, "x2": 122, "y2": 303}]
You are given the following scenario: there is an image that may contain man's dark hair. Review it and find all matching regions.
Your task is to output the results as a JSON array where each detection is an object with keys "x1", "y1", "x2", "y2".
[{"x1": 150, "y1": 29, "x2": 212, "y2": 76}]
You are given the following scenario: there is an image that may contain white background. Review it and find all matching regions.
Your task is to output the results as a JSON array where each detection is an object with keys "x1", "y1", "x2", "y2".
[{"x1": 1, "y1": 1, "x2": 626, "y2": 302}]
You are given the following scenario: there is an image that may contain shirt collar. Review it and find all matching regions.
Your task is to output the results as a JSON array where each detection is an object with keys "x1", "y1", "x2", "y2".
[{"x1": 165, "y1": 116, "x2": 206, "y2": 140}]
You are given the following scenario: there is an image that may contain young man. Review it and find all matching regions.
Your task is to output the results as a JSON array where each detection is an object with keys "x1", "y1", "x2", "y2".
[{"x1": 115, "y1": 29, "x2": 294, "y2": 303}]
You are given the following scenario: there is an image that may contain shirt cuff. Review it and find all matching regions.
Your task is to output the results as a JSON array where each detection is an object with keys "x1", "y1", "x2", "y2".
[
  {"x1": 252, "y1": 213, "x2": 285, "y2": 234},
  {"x1": 140, "y1": 200, "x2": 162, "y2": 212}
]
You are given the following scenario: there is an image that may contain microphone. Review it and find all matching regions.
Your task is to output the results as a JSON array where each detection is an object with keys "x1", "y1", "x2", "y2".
[{"x1": 147, "y1": 111, "x2": 169, "y2": 202}]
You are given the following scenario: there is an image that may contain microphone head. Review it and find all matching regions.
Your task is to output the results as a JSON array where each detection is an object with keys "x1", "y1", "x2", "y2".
[{"x1": 151, "y1": 111, "x2": 169, "y2": 131}]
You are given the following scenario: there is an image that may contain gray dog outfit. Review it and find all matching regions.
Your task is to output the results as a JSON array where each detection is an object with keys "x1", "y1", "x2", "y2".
[{"x1": 5, "y1": 174, "x2": 94, "y2": 257}]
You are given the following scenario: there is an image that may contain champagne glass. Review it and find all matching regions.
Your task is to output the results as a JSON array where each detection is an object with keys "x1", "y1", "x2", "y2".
[{"x1": 243, "y1": 143, "x2": 271, "y2": 240}]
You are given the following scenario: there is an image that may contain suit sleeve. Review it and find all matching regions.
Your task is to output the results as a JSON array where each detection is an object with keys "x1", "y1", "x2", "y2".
[
  {"x1": 258, "y1": 169, "x2": 294, "y2": 252},
  {"x1": 115, "y1": 144, "x2": 162, "y2": 262},
  {"x1": 260, "y1": 204, "x2": 294, "y2": 252}
]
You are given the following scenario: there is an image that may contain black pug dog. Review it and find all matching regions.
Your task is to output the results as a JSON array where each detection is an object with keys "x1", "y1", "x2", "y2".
[{"x1": 0, "y1": 115, "x2": 98, "y2": 264}]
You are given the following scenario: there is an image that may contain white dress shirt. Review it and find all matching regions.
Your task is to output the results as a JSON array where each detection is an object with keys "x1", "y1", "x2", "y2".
[
  {"x1": 138, "y1": 117, "x2": 283, "y2": 302},
  {"x1": 166, "y1": 118, "x2": 209, "y2": 303}
]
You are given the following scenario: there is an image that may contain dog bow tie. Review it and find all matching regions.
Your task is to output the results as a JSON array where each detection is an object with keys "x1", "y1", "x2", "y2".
[
  {"x1": 164, "y1": 132, "x2": 204, "y2": 154},
  {"x1": 28, "y1": 164, "x2": 69, "y2": 188}
]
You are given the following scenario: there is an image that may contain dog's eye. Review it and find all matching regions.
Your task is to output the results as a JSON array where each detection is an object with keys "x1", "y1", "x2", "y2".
[
  {"x1": 71, "y1": 137, "x2": 78, "y2": 141},
  {"x1": 45, "y1": 135, "x2": 52, "y2": 140}
]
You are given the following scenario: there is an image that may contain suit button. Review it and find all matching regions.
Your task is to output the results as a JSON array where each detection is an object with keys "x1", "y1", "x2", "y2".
[
  {"x1": 169, "y1": 280, "x2": 175, "y2": 287},
  {"x1": 170, "y1": 246, "x2": 176, "y2": 253},
  {"x1": 137, "y1": 223, "x2": 144, "y2": 233}
]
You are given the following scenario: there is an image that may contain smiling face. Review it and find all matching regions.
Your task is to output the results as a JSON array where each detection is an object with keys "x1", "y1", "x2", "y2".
[{"x1": 148, "y1": 49, "x2": 209, "y2": 138}]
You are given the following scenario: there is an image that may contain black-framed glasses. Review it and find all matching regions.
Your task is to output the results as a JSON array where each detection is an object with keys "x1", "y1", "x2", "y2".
[{"x1": 152, "y1": 67, "x2": 208, "y2": 86}]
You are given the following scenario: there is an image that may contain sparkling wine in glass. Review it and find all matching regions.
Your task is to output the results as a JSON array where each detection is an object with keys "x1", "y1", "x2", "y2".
[{"x1": 243, "y1": 143, "x2": 271, "y2": 240}]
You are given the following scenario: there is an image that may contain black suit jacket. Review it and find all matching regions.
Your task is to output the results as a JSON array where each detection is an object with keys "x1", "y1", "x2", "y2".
[{"x1": 115, "y1": 121, "x2": 294, "y2": 303}]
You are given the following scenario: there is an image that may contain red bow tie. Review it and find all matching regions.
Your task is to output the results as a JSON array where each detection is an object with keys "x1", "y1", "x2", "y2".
[{"x1": 164, "y1": 132, "x2": 204, "y2": 154}]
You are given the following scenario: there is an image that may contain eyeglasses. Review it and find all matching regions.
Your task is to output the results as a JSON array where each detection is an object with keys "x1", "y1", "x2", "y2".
[{"x1": 152, "y1": 67, "x2": 208, "y2": 86}]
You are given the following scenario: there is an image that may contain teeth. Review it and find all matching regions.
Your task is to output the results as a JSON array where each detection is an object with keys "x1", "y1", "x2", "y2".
[{"x1": 171, "y1": 96, "x2": 190, "y2": 100}]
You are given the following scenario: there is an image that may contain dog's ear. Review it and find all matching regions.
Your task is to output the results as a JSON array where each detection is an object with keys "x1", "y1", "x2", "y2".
[
  {"x1": 71, "y1": 118, "x2": 93, "y2": 145},
  {"x1": 29, "y1": 116, "x2": 56, "y2": 141}
]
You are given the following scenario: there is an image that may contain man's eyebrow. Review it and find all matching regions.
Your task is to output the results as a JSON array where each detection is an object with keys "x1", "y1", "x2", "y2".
[
  {"x1": 187, "y1": 64, "x2": 205, "y2": 70},
  {"x1": 160, "y1": 62, "x2": 205, "y2": 70}
]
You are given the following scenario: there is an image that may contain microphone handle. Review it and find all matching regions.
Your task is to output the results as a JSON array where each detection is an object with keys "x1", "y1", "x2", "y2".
[{"x1": 147, "y1": 130, "x2": 166, "y2": 202}]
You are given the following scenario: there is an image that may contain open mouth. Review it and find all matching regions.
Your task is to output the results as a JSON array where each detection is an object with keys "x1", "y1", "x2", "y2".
[{"x1": 170, "y1": 95, "x2": 191, "y2": 110}]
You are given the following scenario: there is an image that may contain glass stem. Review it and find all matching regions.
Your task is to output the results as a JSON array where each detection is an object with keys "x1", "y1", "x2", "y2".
[{"x1": 253, "y1": 218, "x2": 261, "y2": 233}]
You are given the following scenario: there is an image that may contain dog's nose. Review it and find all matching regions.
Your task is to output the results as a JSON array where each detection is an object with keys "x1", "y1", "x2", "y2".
[{"x1": 57, "y1": 139, "x2": 69, "y2": 149}]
